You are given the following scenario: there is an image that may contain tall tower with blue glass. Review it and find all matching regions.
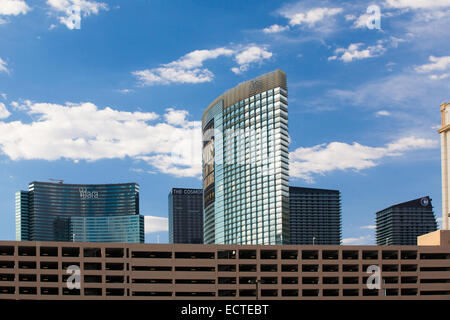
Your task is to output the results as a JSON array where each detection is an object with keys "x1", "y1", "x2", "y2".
[
  {"x1": 15, "y1": 181, "x2": 144, "y2": 243},
  {"x1": 202, "y1": 70, "x2": 289, "y2": 245}
]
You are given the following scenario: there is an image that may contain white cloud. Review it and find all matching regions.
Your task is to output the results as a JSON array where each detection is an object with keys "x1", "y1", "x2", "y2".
[
  {"x1": 415, "y1": 55, "x2": 450, "y2": 72},
  {"x1": 282, "y1": 7, "x2": 343, "y2": 27},
  {"x1": 0, "y1": 93, "x2": 6, "y2": 100},
  {"x1": 133, "y1": 47, "x2": 234, "y2": 86},
  {"x1": 329, "y1": 71, "x2": 450, "y2": 112},
  {"x1": 389, "y1": 36, "x2": 406, "y2": 48},
  {"x1": 345, "y1": 14, "x2": 356, "y2": 21},
  {"x1": 232, "y1": 46, "x2": 273, "y2": 74},
  {"x1": 414, "y1": 56, "x2": 450, "y2": 81},
  {"x1": 352, "y1": 13, "x2": 371, "y2": 28},
  {"x1": 133, "y1": 67, "x2": 215, "y2": 86},
  {"x1": 0, "y1": 58, "x2": 9, "y2": 74},
  {"x1": 165, "y1": 48, "x2": 235, "y2": 70},
  {"x1": 360, "y1": 225, "x2": 376, "y2": 230},
  {"x1": 134, "y1": 46, "x2": 272, "y2": 85},
  {"x1": 342, "y1": 235, "x2": 373, "y2": 245},
  {"x1": 330, "y1": 43, "x2": 386, "y2": 63},
  {"x1": 430, "y1": 73, "x2": 449, "y2": 80},
  {"x1": 0, "y1": 0, "x2": 30, "y2": 16},
  {"x1": 0, "y1": 103, "x2": 11, "y2": 119},
  {"x1": 46, "y1": 0, "x2": 108, "y2": 29},
  {"x1": 164, "y1": 108, "x2": 188, "y2": 126},
  {"x1": 0, "y1": 101, "x2": 202, "y2": 178},
  {"x1": 385, "y1": 0, "x2": 450, "y2": 9},
  {"x1": 130, "y1": 167, "x2": 156, "y2": 174},
  {"x1": 144, "y1": 215, "x2": 168, "y2": 233},
  {"x1": 376, "y1": 110, "x2": 391, "y2": 117},
  {"x1": 262, "y1": 24, "x2": 289, "y2": 33},
  {"x1": 290, "y1": 136, "x2": 438, "y2": 182}
]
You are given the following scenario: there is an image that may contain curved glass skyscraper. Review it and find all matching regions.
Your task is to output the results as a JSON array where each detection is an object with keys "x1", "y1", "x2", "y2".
[
  {"x1": 202, "y1": 70, "x2": 289, "y2": 245},
  {"x1": 15, "y1": 181, "x2": 144, "y2": 243}
]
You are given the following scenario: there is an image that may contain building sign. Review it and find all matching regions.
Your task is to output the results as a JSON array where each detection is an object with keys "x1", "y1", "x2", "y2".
[
  {"x1": 79, "y1": 188, "x2": 99, "y2": 199},
  {"x1": 173, "y1": 189, "x2": 203, "y2": 195},
  {"x1": 420, "y1": 197, "x2": 429, "y2": 207}
]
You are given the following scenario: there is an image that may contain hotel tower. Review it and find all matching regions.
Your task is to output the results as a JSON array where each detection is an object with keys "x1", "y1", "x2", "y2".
[
  {"x1": 202, "y1": 70, "x2": 289, "y2": 245},
  {"x1": 439, "y1": 102, "x2": 450, "y2": 230}
]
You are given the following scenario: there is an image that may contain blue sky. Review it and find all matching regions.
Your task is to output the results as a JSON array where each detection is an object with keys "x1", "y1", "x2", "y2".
[{"x1": 0, "y1": 0, "x2": 449, "y2": 244}]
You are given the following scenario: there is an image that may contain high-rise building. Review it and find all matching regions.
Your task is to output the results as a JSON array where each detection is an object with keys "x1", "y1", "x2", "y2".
[
  {"x1": 168, "y1": 188, "x2": 203, "y2": 244},
  {"x1": 376, "y1": 196, "x2": 438, "y2": 245},
  {"x1": 438, "y1": 102, "x2": 450, "y2": 230},
  {"x1": 289, "y1": 186, "x2": 341, "y2": 245},
  {"x1": 15, "y1": 181, "x2": 144, "y2": 243},
  {"x1": 202, "y1": 70, "x2": 289, "y2": 245}
]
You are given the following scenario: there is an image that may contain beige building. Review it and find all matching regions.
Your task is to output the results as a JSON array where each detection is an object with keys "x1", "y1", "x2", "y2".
[
  {"x1": 439, "y1": 102, "x2": 450, "y2": 230},
  {"x1": 0, "y1": 230, "x2": 449, "y2": 300}
]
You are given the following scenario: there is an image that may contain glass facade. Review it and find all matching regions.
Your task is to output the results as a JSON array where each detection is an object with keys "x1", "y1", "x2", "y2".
[
  {"x1": 15, "y1": 191, "x2": 29, "y2": 241},
  {"x1": 202, "y1": 70, "x2": 289, "y2": 245},
  {"x1": 168, "y1": 188, "x2": 203, "y2": 244},
  {"x1": 376, "y1": 196, "x2": 438, "y2": 245},
  {"x1": 289, "y1": 186, "x2": 342, "y2": 245},
  {"x1": 15, "y1": 181, "x2": 144, "y2": 243},
  {"x1": 71, "y1": 215, "x2": 144, "y2": 243}
]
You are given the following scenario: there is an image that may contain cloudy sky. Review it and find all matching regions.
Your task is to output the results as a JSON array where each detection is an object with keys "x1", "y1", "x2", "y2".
[{"x1": 0, "y1": 0, "x2": 449, "y2": 244}]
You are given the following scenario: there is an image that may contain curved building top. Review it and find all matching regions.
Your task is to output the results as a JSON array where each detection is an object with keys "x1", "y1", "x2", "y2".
[
  {"x1": 202, "y1": 69, "x2": 286, "y2": 126},
  {"x1": 29, "y1": 181, "x2": 138, "y2": 187}
]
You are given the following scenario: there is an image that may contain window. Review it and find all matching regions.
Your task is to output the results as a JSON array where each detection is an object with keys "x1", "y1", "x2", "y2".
[
  {"x1": 41, "y1": 287, "x2": 58, "y2": 295},
  {"x1": 218, "y1": 265, "x2": 236, "y2": 272},
  {"x1": 84, "y1": 248, "x2": 102, "y2": 258},
  {"x1": 40, "y1": 261, "x2": 58, "y2": 270},
  {"x1": 363, "y1": 251, "x2": 378, "y2": 260},
  {"x1": 217, "y1": 250, "x2": 236, "y2": 259},
  {"x1": 84, "y1": 275, "x2": 102, "y2": 283},
  {"x1": 105, "y1": 263, "x2": 124, "y2": 271},
  {"x1": 239, "y1": 264, "x2": 257, "y2": 272},
  {"x1": 132, "y1": 251, "x2": 172, "y2": 258},
  {"x1": 19, "y1": 274, "x2": 36, "y2": 282},
  {"x1": 175, "y1": 252, "x2": 214, "y2": 259},
  {"x1": 218, "y1": 277, "x2": 236, "y2": 284},
  {"x1": 343, "y1": 265, "x2": 359, "y2": 272},
  {"x1": 261, "y1": 264, "x2": 277, "y2": 272},
  {"x1": 260, "y1": 250, "x2": 277, "y2": 259},
  {"x1": 18, "y1": 247, "x2": 36, "y2": 256},
  {"x1": 0, "y1": 246, "x2": 14, "y2": 256},
  {"x1": 19, "y1": 261, "x2": 36, "y2": 269},
  {"x1": 382, "y1": 251, "x2": 398, "y2": 260},
  {"x1": 84, "y1": 262, "x2": 102, "y2": 271},
  {"x1": 105, "y1": 248, "x2": 124, "y2": 258},
  {"x1": 239, "y1": 250, "x2": 256, "y2": 259},
  {"x1": 62, "y1": 247, "x2": 79, "y2": 257},
  {"x1": 322, "y1": 250, "x2": 339, "y2": 260},
  {"x1": 106, "y1": 288, "x2": 124, "y2": 296},
  {"x1": 302, "y1": 250, "x2": 318, "y2": 259},
  {"x1": 40, "y1": 247, "x2": 58, "y2": 257},
  {"x1": 84, "y1": 288, "x2": 102, "y2": 296},
  {"x1": 323, "y1": 264, "x2": 339, "y2": 272}
]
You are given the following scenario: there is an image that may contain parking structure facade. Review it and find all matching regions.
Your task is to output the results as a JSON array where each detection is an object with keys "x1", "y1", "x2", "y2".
[{"x1": 0, "y1": 234, "x2": 449, "y2": 300}]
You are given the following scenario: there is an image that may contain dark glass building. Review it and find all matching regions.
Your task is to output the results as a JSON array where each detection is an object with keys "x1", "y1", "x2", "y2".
[
  {"x1": 168, "y1": 188, "x2": 203, "y2": 244},
  {"x1": 289, "y1": 186, "x2": 342, "y2": 245},
  {"x1": 15, "y1": 181, "x2": 144, "y2": 243},
  {"x1": 376, "y1": 196, "x2": 438, "y2": 245}
]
